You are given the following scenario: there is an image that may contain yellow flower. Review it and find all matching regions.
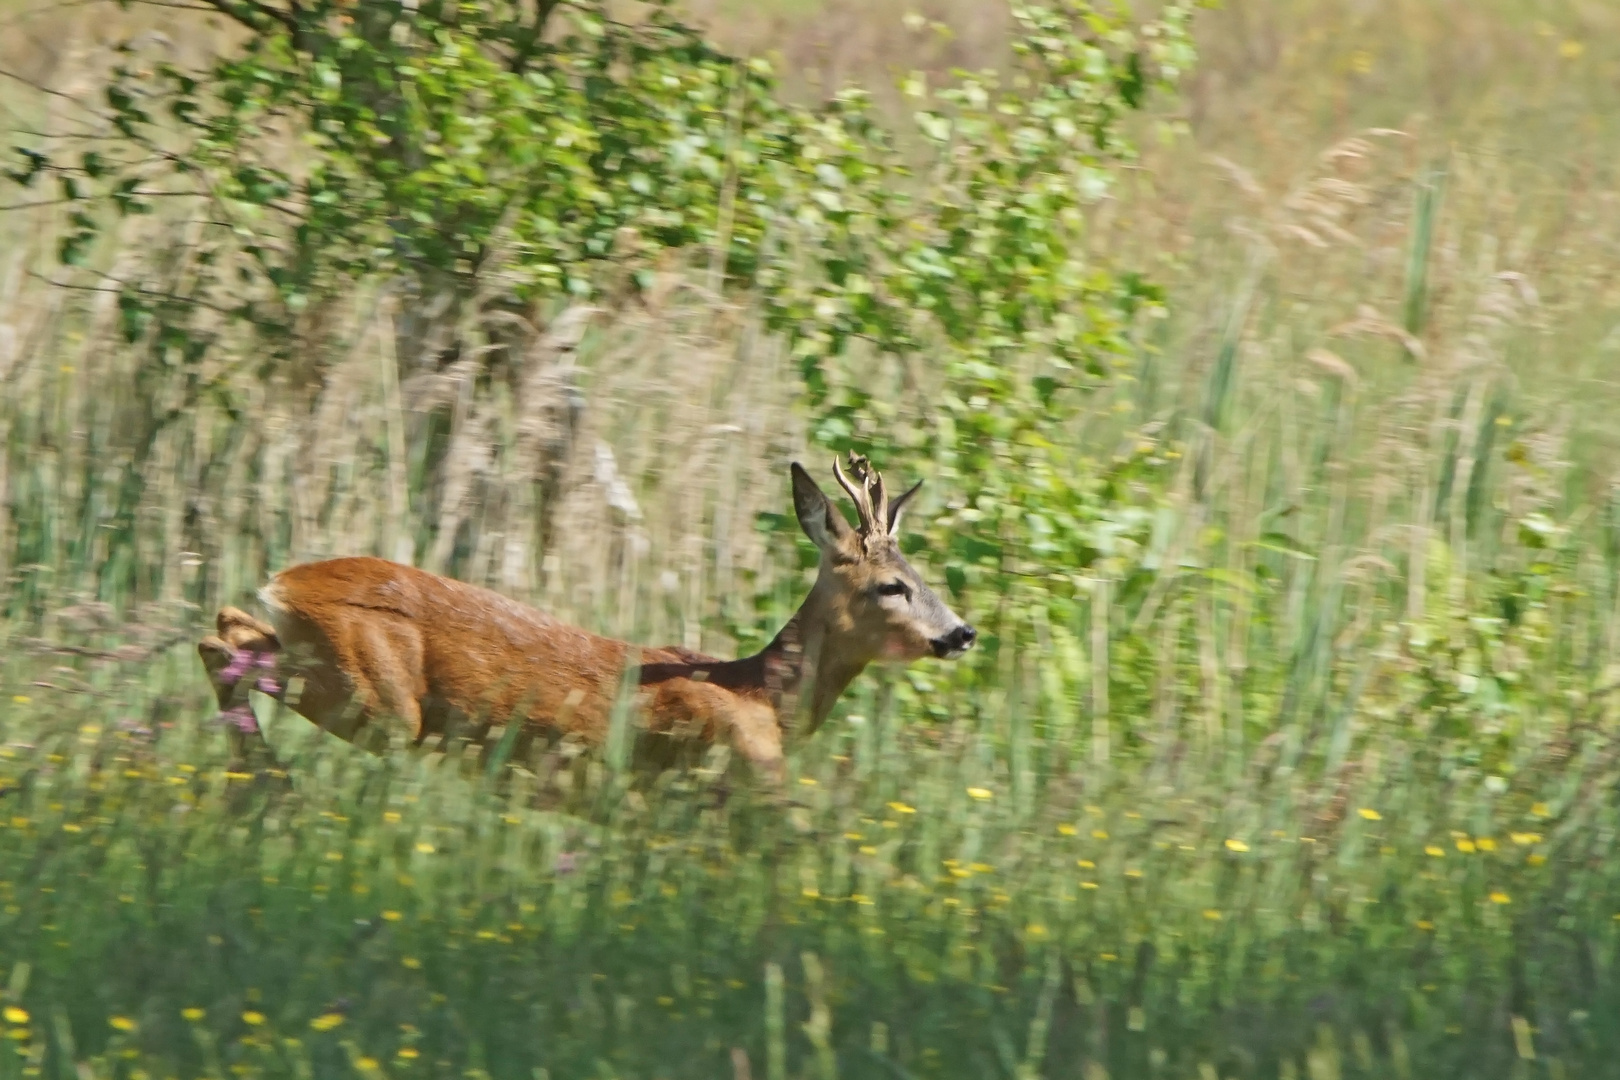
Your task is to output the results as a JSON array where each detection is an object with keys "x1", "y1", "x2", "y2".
[
  {"x1": 1224, "y1": 839, "x2": 1249, "y2": 853},
  {"x1": 1527, "y1": 853, "x2": 1547, "y2": 867},
  {"x1": 1357, "y1": 808, "x2": 1382, "y2": 821},
  {"x1": 1425, "y1": 845, "x2": 1445, "y2": 858},
  {"x1": 397, "y1": 1048, "x2": 419, "y2": 1060},
  {"x1": 966, "y1": 787, "x2": 992, "y2": 800},
  {"x1": 414, "y1": 842, "x2": 435, "y2": 854},
  {"x1": 309, "y1": 1014, "x2": 345, "y2": 1032},
  {"x1": 10, "y1": 696, "x2": 30, "y2": 705},
  {"x1": 1057, "y1": 824, "x2": 1077, "y2": 836},
  {"x1": 797, "y1": 777, "x2": 817, "y2": 786},
  {"x1": 1091, "y1": 829, "x2": 1109, "y2": 840},
  {"x1": 1531, "y1": 802, "x2": 1550, "y2": 818},
  {"x1": 1203, "y1": 909, "x2": 1222, "y2": 920},
  {"x1": 381, "y1": 910, "x2": 403, "y2": 922},
  {"x1": 383, "y1": 812, "x2": 401, "y2": 824},
  {"x1": 181, "y1": 1008, "x2": 205, "y2": 1022},
  {"x1": 108, "y1": 1017, "x2": 137, "y2": 1032},
  {"x1": 1455, "y1": 838, "x2": 1476, "y2": 854},
  {"x1": 1416, "y1": 920, "x2": 1434, "y2": 931},
  {"x1": 1476, "y1": 837, "x2": 1497, "y2": 852},
  {"x1": 1077, "y1": 859, "x2": 1095, "y2": 869},
  {"x1": 401, "y1": 957, "x2": 421, "y2": 969},
  {"x1": 356, "y1": 1057, "x2": 380, "y2": 1072},
  {"x1": 886, "y1": 802, "x2": 916, "y2": 815},
  {"x1": 1489, "y1": 891, "x2": 1511, "y2": 905},
  {"x1": 1560, "y1": 40, "x2": 1584, "y2": 59},
  {"x1": 1510, "y1": 832, "x2": 1542, "y2": 846},
  {"x1": 241, "y1": 1012, "x2": 265, "y2": 1026},
  {"x1": 1124, "y1": 868, "x2": 1143, "y2": 879},
  {"x1": 3, "y1": 1007, "x2": 29, "y2": 1025},
  {"x1": 1080, "y1": 882, "x2": 1099, "y2": 890}
]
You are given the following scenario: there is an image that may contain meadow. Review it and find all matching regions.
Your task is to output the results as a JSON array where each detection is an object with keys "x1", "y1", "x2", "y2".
[{"x1": 2, "y1": 0, "x2": 1620, "y2": 1077}]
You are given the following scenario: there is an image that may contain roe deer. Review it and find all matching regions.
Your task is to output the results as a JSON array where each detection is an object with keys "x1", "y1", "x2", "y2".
[{"x1": 197, "y1": 454, "x2": 975, "y2": 784}]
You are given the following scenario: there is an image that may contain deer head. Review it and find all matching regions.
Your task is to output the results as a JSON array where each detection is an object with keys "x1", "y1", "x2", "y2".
[{"x1": 790, "y1": 453, "x2": 976, "y2": 665}]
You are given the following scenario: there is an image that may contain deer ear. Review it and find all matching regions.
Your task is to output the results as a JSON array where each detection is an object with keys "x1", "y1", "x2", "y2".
[
  {"x1": 791, "y1": 462, "x2": 854, "y2": 553},
  {"x1": 886, "y1": 478, "x2": 923, "y2": 536}
]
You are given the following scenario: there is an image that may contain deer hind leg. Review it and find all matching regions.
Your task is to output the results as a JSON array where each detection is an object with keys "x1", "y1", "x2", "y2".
[
  {"x1": 333, "y1": 616, "x2": 426, "y2": 755},
  {"x1": 197, "y1": 607, "x2": 285, "y2": 777},
  {"x1": 198, "y1": 607, "x2": 280, "y2": 706}
]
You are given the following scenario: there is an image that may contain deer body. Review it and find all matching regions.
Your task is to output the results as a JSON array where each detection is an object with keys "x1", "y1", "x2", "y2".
[{"x1": 198, "y1": 457, "x2": 974, "y2": 782}]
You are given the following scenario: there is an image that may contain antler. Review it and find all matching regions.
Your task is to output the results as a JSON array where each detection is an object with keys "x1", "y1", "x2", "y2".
[{"x1": 832, "y1": 452, "x2": 888, "y2": 539}]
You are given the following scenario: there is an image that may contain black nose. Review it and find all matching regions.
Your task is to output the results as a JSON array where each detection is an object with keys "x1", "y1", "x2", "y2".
[{"x1": 931, "y1": 624, "x2": 977, "y2": 658}]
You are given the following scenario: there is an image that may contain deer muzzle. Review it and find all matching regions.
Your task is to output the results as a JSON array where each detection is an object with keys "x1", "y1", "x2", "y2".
[{"x1": 931, "y1": 623, "x2": 977, "y2": 659}]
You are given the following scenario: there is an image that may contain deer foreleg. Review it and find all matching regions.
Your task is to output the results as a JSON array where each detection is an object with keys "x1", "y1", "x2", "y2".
[{"x1": 724, "y1": 702, "x2": 787, "y2": 789}]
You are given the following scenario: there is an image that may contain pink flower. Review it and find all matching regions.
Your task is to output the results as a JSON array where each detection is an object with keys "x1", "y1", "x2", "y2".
[
  {"x1": 219, "y1": 650, "x2": 279, "y2": 695},
  {"x1": 216, "y1": 703, "x2": 260, "y2": 735},
  {"x1": 218, "y1": 650, "x2": 254, "y2": 685}
]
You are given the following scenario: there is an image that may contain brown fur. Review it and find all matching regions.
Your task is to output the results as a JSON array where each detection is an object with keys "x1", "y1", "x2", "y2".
[{"x1": 197, "y1": 457, "x2": 974, "y2": 785}]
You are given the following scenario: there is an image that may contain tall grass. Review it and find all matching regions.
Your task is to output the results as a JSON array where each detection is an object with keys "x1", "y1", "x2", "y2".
[{"x1": 2, "y1": 0, "x2": 1620, "y2": 1077}]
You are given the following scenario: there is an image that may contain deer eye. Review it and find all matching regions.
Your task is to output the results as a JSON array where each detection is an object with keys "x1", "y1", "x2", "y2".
[{"x1": 876, "y1": 581, "x2": 910, "y2": 598}]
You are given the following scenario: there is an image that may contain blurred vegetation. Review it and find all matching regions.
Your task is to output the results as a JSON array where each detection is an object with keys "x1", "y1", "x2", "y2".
[{"x1": 2, "y1": 0, "x2": 1620, "y2": 1077}]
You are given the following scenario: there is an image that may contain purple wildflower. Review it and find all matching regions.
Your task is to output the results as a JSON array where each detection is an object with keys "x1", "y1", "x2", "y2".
[
  {"x1": 216, "y1": 703, "x2": 261, "y2": 735},
  {"x1": 218, "y1": 650, "x2": 254, "y2": 685},
  {"x1": 218, "y1": 648, "x2": 278, "y2": 688}
]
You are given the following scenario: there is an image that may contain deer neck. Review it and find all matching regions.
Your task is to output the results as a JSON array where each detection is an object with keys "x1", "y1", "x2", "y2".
[{"x1": 756, "y1": 595, "x2": 869, "y2": 733}]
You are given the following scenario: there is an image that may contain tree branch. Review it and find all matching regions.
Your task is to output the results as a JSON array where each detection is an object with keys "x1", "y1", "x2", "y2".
[
  {"x1": 199, "y1": 0, "x2": 298, "y2": 38},
  {"x1": 508, "y1": 0, "x2": 563, "y2": 74},
  {"x1": 0, "y1": 65, "x2": 103, "y2": 116}
]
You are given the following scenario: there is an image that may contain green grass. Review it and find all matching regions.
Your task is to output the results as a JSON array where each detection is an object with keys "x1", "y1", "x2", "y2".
[
  {"x1": 4, "y1": 637, "x2": 1619, "y2": 1080},
  {"x1": 3, "y1": 0, "x2": 1620, "y2": 1077}
]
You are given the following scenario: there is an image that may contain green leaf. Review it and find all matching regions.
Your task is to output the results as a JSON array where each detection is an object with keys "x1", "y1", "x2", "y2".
[
  {"x1": 5, "y1": 147, "x2": 48, "y2": 186},
  {"x1": 1251, "y1": 532, "x2": 1317, "y2": 561},
  {"x1": 59, "y1": 230, "x2": 95, "y2": 267}
]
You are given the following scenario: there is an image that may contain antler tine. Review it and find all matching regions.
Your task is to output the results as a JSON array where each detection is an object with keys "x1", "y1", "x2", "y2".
[
  {"x1": 868, "y1": 468, "x2": 889, "y2": 535},
  {"x1": 831, "y1": 456, "x2": 873, "y2": 533}
]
